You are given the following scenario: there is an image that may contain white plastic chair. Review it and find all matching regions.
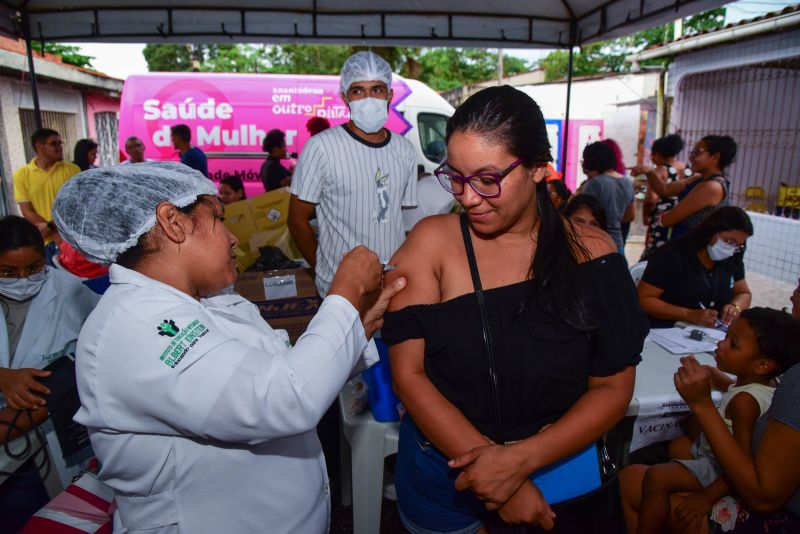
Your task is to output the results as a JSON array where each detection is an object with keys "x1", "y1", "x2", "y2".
[
  {"x1": 629, "y1": 261, "x2": 648, "y2": 287},
  {"x1": 338, "y1": 393, "x2": 400, "y2": 534}
]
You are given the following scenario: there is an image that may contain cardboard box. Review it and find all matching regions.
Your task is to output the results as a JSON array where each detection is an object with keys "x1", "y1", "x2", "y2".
[
  {"x1": 235, "y1": 268, "x2": 321, "y2": 344},
  {"x1": 250, "y1": 189, "x2": 290, "y2": 232},
  {"x1": 223, "y1": 188, "x2": 297, "y2": 272}
]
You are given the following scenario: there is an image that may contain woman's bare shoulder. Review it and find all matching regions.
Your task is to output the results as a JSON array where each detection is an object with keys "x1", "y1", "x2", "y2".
[
  {"x1": 398, "y1": 214, "x2": 460, "y2": 253},
  {"x1": 386, "y1": 214, "x2": 460, "y2": 311},
  {"x1": 566, "y1": 219, "x2": 618, "y2": 262}
]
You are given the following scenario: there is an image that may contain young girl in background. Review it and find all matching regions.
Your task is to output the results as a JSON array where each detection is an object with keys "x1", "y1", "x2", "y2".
[{"x1": 621, "y1": 307, "x2": 800, "y2": 533}]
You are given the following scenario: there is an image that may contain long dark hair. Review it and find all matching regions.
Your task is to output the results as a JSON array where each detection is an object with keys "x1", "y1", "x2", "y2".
[
  {"x1": 671, "y1": 206, "x2": 753, "y2": 254},
  {"x1": 73, "y1": 138, "x2": 99, "y2": 171},
  {"x1": 0, "y1": 215, "x2": 45, "y2": 256},
  {"x1": 446, "y1": 85, "x2": 591, "y2": 328}
]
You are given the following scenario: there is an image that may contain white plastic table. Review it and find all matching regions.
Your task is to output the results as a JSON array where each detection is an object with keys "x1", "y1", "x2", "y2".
[{"x1": 627, "y1": 333, "x2": 718, "y2": 417}]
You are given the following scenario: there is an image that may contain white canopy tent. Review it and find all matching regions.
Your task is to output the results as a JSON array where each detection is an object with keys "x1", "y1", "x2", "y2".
[
  {"x1": 0, "y1": 0, "x2": 728, "y2": 170},
  {"x1": 1, "y1": 0, "x2": 727, "y2": 48}
]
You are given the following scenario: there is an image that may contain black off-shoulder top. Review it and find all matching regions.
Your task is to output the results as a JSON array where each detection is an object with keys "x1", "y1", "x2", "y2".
[{"x1": 382, "y1": 253, "x2": 649, "y2": 443}]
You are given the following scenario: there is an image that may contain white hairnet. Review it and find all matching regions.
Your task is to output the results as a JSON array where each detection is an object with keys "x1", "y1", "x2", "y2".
[
  {"x1": 52, "y1": 162, "x2": 218, "y2": 264},
  {"x1": 339, "y1": 51, "x2": 393, "y2": 94}
]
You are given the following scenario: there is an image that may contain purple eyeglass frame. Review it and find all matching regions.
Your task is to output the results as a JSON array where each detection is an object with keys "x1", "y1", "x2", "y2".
[{"x1": 433, "y1": 158, "x2": 524, "y2": 199}]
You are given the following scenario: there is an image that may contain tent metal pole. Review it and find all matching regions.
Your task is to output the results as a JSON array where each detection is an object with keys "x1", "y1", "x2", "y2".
[
  {"x1": 22, "y1": 12, "x2": 43, "y2": 131},
  {"x1": 560, "y1": 42, "x2": 575, "y2": 175}
]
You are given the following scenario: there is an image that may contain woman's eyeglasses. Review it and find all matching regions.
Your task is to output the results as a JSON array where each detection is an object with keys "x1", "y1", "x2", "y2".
[
  {"x1": 0, "y1": 264, "x2": 46, "y2": 281},
  {"x1": 689, "y1": 147, "x2": 708, "y2": 158},
  {"x1": 434, "y1": 159, "x2": 523, "y2": 198}
]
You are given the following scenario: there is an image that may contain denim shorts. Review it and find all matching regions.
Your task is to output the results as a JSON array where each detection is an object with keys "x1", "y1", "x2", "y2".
[{"x1": 395, "y1": 416, "x2": 487, "y2": 534}]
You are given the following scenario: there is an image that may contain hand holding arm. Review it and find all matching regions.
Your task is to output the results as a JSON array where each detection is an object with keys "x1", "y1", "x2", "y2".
[{"x1": 497, "y1": 480, "x2": 556, "y2": 529}]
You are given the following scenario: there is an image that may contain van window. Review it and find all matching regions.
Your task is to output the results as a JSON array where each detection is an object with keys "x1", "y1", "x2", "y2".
[{"x1": 418, "y1": 113, "x2": 448, "y2": 163}]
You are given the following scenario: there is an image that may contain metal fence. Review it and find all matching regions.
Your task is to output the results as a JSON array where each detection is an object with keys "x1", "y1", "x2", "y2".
[{"x1": 671, "y1": 58, "x2": 800, "y2": 215}]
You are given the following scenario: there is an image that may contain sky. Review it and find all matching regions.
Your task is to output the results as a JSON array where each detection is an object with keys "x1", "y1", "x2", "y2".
[{"x1": 73, "y1": 0, "x2": 795, "y2": 80}]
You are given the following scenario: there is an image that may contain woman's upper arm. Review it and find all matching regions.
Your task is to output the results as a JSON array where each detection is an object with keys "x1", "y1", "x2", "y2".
[
  {"x1": 637, "y1": 280, "x2": 665, "y2": 301},
  {"x1": 587, "y1": 366, "x2": 635, "y2": 397},
  {"x1": 661, "y1": 182, "x2": 720, "y2": 227},
  {"x1": 732, "y1": 278, "x2": 751, "y2": 296},
  {"x1": 384, "y1": 216, "x2": 448, "y2": 380},
  {"x1": 727, "y1": 392, "x2": 761, "y2": 455},
  {"x1": 751, "y1": 418, "x2": 800, "y2": 511},
  {"x1": 385, "y1": 216, "x2": 445, "y2": 313}
]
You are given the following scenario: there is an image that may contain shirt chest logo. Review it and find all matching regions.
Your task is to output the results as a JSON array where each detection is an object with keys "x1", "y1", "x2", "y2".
[{"x1": 373, "y1": 167, "x2": 390, "y2": 223}]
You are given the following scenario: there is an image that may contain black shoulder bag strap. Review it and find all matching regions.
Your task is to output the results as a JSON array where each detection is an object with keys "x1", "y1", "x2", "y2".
[{"x1": 459, "y1": 213, "x2": 505, "y2": 444}]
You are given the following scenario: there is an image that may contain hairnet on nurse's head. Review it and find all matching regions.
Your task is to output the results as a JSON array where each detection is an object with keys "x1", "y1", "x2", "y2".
[
  {"x1": 339, "y1": 51, "x2": 393, "y2": 95},
  {"x1": 52, "y1": 162, "x2": 218, "y2": 264}
]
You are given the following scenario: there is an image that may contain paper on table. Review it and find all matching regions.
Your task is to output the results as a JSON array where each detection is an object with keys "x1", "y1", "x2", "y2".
[{"x1": 649, "y1": 328, "x2": 718, "y2": 354}]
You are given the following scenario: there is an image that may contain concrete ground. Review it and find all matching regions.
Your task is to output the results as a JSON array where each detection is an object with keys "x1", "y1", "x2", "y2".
[{"x1": 624, "y1": 236, "x2": 796, "y2": 311}]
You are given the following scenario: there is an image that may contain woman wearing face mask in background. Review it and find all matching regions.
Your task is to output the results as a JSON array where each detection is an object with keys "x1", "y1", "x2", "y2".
[
  {"x1": 638, "y1": 206, "x2": 753, "y2": 328},
  {"x1": 0, "y1": 215, "x2": 100, "y2": 531}
]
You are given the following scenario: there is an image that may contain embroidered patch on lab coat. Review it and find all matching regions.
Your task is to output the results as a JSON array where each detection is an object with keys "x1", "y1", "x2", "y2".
[{"x1": 157, "y1": 319, "x2": 210, "y2": 368}]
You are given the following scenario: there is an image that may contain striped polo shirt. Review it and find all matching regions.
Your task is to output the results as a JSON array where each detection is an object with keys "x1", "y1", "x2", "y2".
[{"x1": 291, "y1": 124, "x2": 417, "y2": 297}]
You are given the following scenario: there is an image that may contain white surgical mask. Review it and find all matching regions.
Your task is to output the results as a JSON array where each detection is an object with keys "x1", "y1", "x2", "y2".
[
  {"x1": 0, "y1": 269, "x2": 47, "y2": 301},
  {"x1": 349, "y1": 97, "x2": 388, "y2": 134},
  {"x1": 707, "y1": 239, "x2": 737, "y2": 262}
]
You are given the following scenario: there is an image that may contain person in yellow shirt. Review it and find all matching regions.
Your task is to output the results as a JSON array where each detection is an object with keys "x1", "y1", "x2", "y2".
[{"x1": 13, "y1": 129, "x2": 80, "y2": 249}]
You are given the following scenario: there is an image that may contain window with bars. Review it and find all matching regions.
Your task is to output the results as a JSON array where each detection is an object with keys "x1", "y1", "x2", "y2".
[
  {"x1": 94, "y1": 111, "x2": 119, "y2": 167},
  {"x1": 19, "y1": 110, "x2": 79, "y2": 163}
]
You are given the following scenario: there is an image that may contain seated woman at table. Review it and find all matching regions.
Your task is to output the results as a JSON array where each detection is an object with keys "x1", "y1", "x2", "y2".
[
  {"x1": 638, "y1": 206, "x2": 753, "y2": 329},
  {"x1": 382, "y1": 86, "x2": 649, "y2": 533},
  {"x1": 622, "y1": 307, "x2": 800, "y2": 534},
  {"x1": 634, "y1": 136, "x2": 735, "y2": 242},
  {"x1": 563, "y1": 193, "x2": 608, "y2": 232}
]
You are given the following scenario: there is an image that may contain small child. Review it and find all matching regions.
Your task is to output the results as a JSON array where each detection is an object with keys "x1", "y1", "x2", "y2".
[{"x1": 636, "y1": 307, "x2": 800, "y2": 534}]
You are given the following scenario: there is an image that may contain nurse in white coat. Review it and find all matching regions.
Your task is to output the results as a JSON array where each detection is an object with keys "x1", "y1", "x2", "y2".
[
  {"x1": 0, "y1": 215, "x2": 99, "y2": 527},
  {"x1": 51, "y1": 162, "x2": 405, "y2": 534}
]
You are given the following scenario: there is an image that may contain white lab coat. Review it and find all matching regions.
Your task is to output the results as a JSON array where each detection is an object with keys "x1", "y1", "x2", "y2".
[
  {"x1": 0, "y1": 268, "x2": 99, "y2": 371},
  {"x1": 0, "y1": 268, "x2": 100, "y2": 483},
  {"x1": 73, "y1": 264, "x2": 378, "y2": 534}
]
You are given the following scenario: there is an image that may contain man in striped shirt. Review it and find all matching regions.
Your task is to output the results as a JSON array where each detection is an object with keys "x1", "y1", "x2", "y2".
[{"x1": 289, "y1": 51, "x2": 417, "y2": 297}]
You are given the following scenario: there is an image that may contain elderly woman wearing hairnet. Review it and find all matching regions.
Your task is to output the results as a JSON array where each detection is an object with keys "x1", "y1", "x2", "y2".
[{"x1": 51, "y1": 162, "x2": 406, "y2": 533}]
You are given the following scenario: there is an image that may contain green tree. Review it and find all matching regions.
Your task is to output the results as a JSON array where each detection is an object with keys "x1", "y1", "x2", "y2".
[
  {"x1": 34, "y1": 43, "x2": 94, "y2": 69},
  {"x1": 141, "y1": 43, "x2": 530, "y2": 90},
  {"x1": 142, "y1": 43, "x2": 195, "y2": 71},
  {"x1": 538, "y1": 7, "x2": 726, "y2": 81}
]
